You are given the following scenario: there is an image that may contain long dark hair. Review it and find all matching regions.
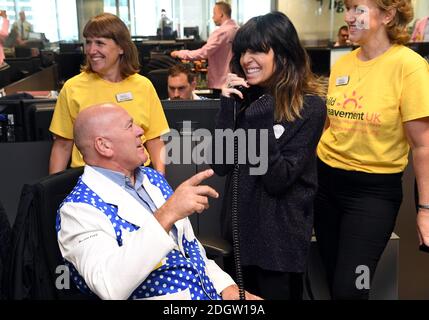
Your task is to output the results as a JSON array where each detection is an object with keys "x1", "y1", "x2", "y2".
[{"x1": 230, "y1": 11, "x2": 323, "y2": 122}]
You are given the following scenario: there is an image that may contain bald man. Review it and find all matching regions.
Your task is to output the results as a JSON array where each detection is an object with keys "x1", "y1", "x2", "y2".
[{"x1": 56, "y1": 103, "x2": 261, "y2": 300}]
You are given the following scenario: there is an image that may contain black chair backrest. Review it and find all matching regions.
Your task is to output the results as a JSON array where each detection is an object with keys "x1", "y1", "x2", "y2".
[
  {"x1": 36, "y1": 168, "x2": 84, "y2": 292},
  {"x1": 7, "y1": 167, "x2": 88, "y2": 299},
  {"x1": 146, "y1": 54, "x2": 178, "y2": 71},
  {"x1": 147, "y1": 68, "x2": 169, "y2": 100}
]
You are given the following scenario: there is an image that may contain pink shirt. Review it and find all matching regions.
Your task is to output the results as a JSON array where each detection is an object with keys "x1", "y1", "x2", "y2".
[
  {"x1": 176, "y1": 19, "x2": 239, "y2": 89},
  {"x1": 0, "y1": 18, "x2": 9, "y2": 65},
  {"x1": 412, "y1": 17, "x2": 429, "y2": 42}
]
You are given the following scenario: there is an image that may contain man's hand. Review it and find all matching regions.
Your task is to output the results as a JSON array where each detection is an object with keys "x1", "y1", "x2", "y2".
[
  {"x1": 170, "y1": 51, "x2": 180, "y2": 59},
  {"x1": 154, "y1": 169, "x2": 219, "y2": 232},
  {"x1": 221, "y1": 284, "x2": 263, "y2": 300}
]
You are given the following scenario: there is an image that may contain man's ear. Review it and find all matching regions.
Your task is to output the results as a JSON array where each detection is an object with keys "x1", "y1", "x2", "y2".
[
  {"x1": 95, "y1": 137, "x2": 113, "y2": 157},
  {"x1": 190, "y1": 79, "x2": 197, "y2": 91}
]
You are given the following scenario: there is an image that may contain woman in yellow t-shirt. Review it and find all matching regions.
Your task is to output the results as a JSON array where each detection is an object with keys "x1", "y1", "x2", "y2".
[
  {"x1": 49, "y1": 13, "x2": 169, "y2": 175},
  {"x1": 315, "y1": 0, "x2": 429, "y2": 299}
]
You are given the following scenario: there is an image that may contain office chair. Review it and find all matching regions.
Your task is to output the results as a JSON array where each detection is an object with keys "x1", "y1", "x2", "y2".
[
  {"x1": 146, "y1": 54, "x2": 178, "y2": 70},
  {"x1": 6, "y1": 167, "x2": 89, "y2": 299},
  {"x1": 146, "y1": 68, "x2": 169, "y2": 100},
  {"x1": 7, "y1": 166, "x2": 230, "y2": 299}
]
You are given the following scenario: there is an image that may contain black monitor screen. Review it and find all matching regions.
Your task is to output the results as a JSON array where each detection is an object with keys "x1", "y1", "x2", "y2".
[
  {"x1": 59, "y1": 42, "x2": 84, "y2": 53},
  {"x1": 31, "y1": 104, "x2": 55, "y2": 141},
  {"x1": 184, "y1": 27, "x2": 200, "y2": 40},
  {"x1": 0, "y1": 100, "x2": 22, "y2": 142},
  {"x1": 21, "y1": 98, "x2": 56, "y2": 141},
  {"x1": 57, "y1": 52, "x2": 85, "y2": 82},
  {"x1": 161, "y1": 99, "x2": 220, "y2": 133},
  {"x1": 135, "y1": 42, "x2": 160, "y2": 60},
  {"x1": 305, "y1": 47, "x2": 331, "y2": 76}
]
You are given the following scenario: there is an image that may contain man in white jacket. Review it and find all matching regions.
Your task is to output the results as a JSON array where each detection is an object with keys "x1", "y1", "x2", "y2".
[{"x1": 57, "y1": 103, "x2": 261, "y2": 300}]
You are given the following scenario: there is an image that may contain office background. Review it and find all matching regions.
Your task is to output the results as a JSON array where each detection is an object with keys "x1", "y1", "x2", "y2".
[{"x1": 1, "y1": 0, "x2": 429, "y2": 300}]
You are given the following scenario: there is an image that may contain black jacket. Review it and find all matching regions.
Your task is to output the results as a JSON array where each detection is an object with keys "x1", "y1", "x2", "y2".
[
  {"x1": 4, "y1": 184, "x2": 56, "y2": 299},
  {"x1": 212, "y1": 93, "x2": 326, "y2": 273}
]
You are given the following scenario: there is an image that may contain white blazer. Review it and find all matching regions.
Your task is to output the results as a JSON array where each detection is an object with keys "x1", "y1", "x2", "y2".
[{"x1": 57, "y1": 166, "x2": 234, "y2": 300}]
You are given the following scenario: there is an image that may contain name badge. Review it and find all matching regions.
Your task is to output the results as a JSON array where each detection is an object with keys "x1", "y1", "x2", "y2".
[
  {"x1": 336, "y1": 76, "x2": 349, "y2": 86},
  {"x1": 116, "y1": 92, "x2": 133, "y2": 103}
]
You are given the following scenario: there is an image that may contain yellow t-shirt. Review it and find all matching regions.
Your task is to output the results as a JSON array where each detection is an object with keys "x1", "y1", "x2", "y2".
[
  {"x1": 318, "y1": 45, "x2": 429, "y2": 173},
  {"x1": 49, "y1": 72, "x2": 169, "y2": 168}
]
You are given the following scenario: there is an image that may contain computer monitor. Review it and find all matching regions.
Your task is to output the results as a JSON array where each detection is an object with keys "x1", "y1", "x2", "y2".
[
  {"x1": 30, "y1": 104, "x2": 55, "y2": 141},
  {"x1": 59, "y1": 42, "x2": 84, "y2": 53},
  {"x1": 184, "y1": 27, "x2": 200, "y2": 40},
  {"x1": 135, "y1": 41, "x2": 160, "y2": 61},
  {"x1": 21, "y1": 98, "x2": 56, "y2": 141},
  {"x1": 57, "y1": 52, "x2": 84, "y2": 83},
  {"x1": 305, "y1": 47, "x2": 331, "y2": 76},
  {"x1": 28, "y1": 32, "x2": 43, "y2": 40},
  {"x1": 161, "y1": 99, "x2": 220, "y2": 133},
  {"x1": 0, "y1": 99, "x2": 23, "y2": 142}
]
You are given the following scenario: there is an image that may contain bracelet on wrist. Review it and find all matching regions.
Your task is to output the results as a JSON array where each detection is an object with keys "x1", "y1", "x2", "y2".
[{"x1": 417, "y1": 204, "x2": 429, "y2": 210}]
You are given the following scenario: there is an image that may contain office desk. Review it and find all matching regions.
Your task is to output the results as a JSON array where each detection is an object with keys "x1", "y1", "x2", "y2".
[{"x1": 4, "y1": 65, "x2": 58, "y2": 95}]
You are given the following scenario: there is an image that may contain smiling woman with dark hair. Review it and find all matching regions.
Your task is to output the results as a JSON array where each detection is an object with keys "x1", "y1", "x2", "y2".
[{"x1": 212, "y1": 11, "x2": 326, "y2": 300}]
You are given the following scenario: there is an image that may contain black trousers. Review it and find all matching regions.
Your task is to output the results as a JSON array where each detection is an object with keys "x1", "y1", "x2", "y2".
[
  {"x1": 242, "y1": 265, "x2": 303, "y2": 300},
  {"x1": 314, "y1": 159, "x2": 403, "y2": 300}
]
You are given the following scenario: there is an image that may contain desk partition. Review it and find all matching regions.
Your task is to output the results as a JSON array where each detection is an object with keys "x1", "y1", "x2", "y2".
[{"x1": 4, "y1": 65, "x2": 58, "y2": 95}]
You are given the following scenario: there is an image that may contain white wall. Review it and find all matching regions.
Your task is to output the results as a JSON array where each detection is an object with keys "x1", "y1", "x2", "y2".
[
  {"x1": 76, "y1": 0, "x2": 104, "y2": 40},
  {"x1": 413, "y1": 0, "x2": 429, "y2": 21},
  {"x1": 180, "y1": 0, "x2": 207, "y2": 39},
  {"x1": 278, "y1": 0, "x2": 346, "y2": 43}
]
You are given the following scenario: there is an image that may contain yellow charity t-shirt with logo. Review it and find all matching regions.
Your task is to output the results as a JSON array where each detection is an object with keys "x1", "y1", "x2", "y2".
[{"x1": 317, "y1": 45, "x2": 429, "y2": 174}]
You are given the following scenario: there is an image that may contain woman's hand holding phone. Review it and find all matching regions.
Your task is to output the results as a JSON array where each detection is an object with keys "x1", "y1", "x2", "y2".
[{"x1": 222, "y1": 73, "x2": 249, "y2": 99}]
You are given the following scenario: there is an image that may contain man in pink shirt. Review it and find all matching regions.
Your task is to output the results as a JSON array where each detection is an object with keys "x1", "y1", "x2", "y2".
[
  {"x1": 411, "y1": 16, "x2": 429, "y2": 42},
  {"x1": 171, "y1": 2, "x2": 238, "y2": 91},
  {"x1": 0, "y1": 9, "x2": 9, "y2": 66}
]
